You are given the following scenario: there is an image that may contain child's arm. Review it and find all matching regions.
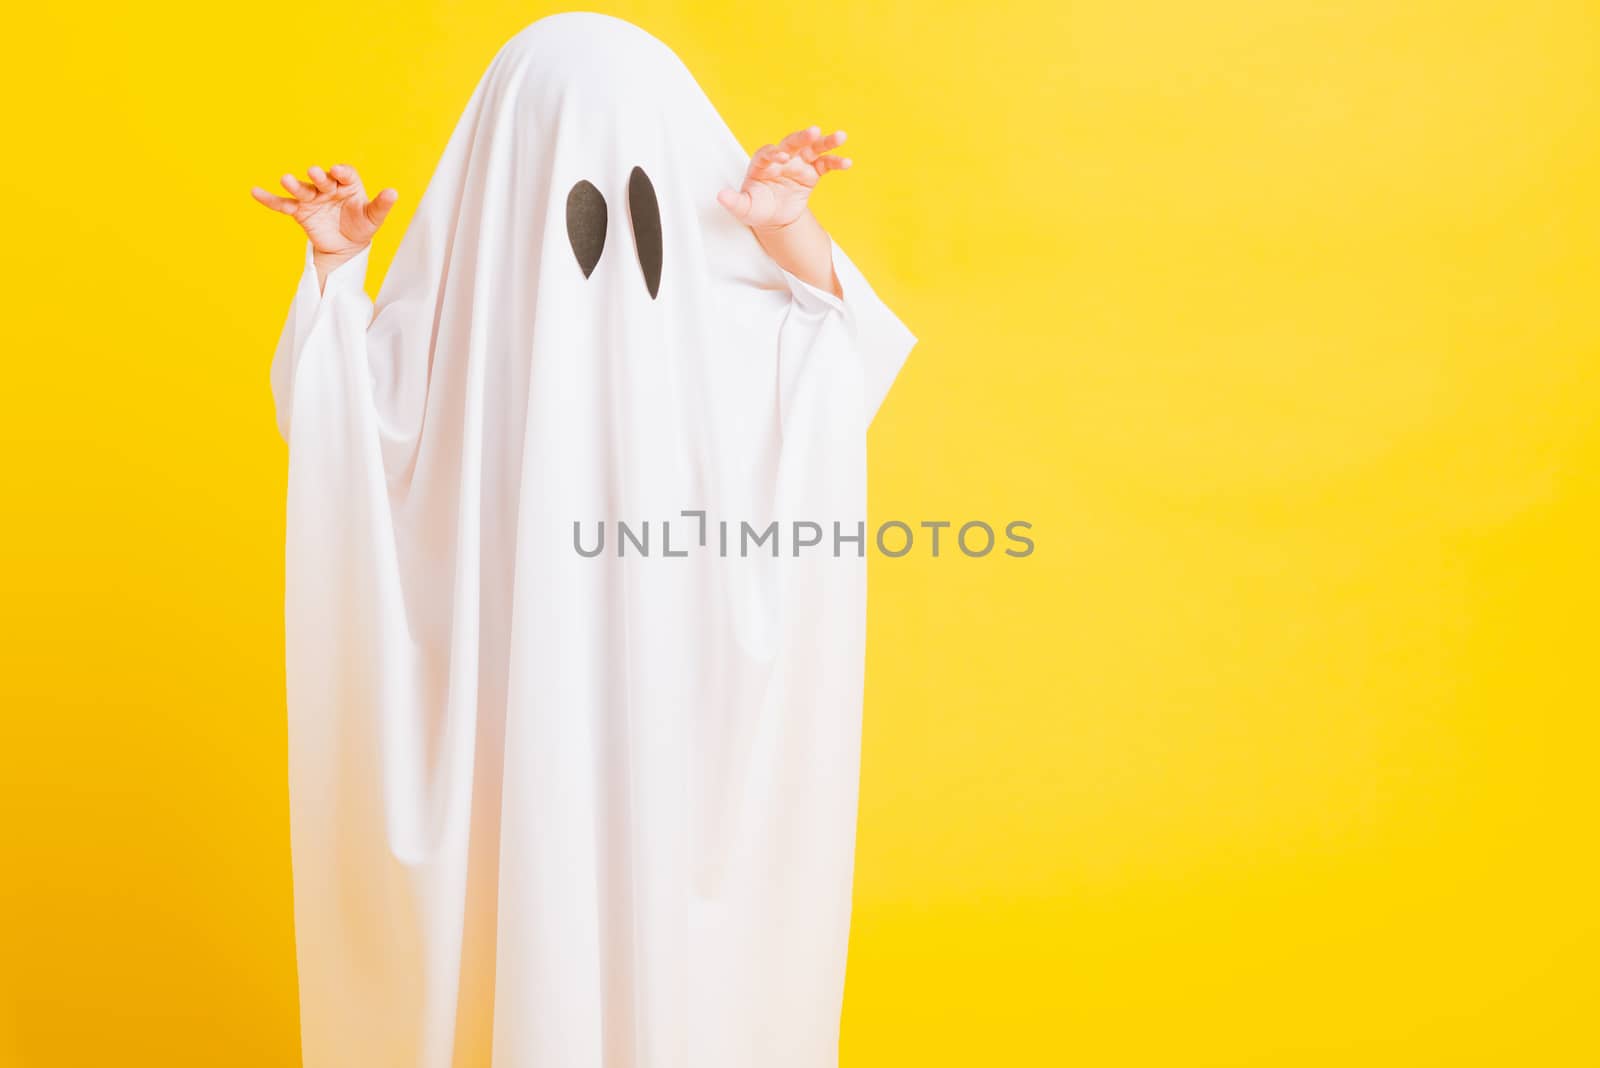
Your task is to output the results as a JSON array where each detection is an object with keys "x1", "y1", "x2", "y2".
[
  {"x1": 252, "y1": 165, "x2": 399, "y2": 291},
  {"x1": 718, "y1": 126, "x2": 852, "y2": 297}
]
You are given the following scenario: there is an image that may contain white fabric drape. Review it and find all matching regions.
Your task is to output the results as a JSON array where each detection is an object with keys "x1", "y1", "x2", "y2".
[{"x1": 269, "y1": 13, "x2": 914, "y2": 1068}]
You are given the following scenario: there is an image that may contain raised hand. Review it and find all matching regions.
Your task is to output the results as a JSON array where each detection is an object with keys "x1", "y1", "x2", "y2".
[
  {"x1": 252, "y1": 165, "x2": 398, "y2": 280},
  {"x1": 717, "y1": 126, "x2": 851, "y2": 232}
]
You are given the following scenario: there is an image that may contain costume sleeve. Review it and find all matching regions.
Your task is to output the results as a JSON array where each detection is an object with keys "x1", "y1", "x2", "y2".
[
  {"x1": 269, "y1": 241, "x2": 374, "y2": 442},
  {"x1": 776, "y1": 240, "x2": 916, "y2": 426}
]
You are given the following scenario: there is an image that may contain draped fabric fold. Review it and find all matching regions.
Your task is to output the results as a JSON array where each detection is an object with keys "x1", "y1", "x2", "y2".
[{"x1": 268, "y1": 13, "x2": 914, "y2": 1067}]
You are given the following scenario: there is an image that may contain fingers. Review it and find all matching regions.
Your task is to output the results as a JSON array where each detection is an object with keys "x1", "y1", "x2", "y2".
[
  {"x1": 279, "y1": 164, "x2": 362, "y2": 203},
  {"x1": 251, "y1": 186, "x2": 299, "y2": 214},
  {"x1": 749, "y1": 144, "x2": 791, "y2": 179},
  {"x1": 778, "y1": 126, "x2": 823, "y2": 157},
  {"x1": 280, "y1": 173, "x2": 315, "y2": 201},
  {"x1": 717, "y1": 187, "x2": 753, "y2": 221},
  {"x1": 814, "y1": 155, "x2": 853, "y2": 176},
  {"x1": 777, "y1": 126, "x2": 846, "y2": 163},
  {"x1": 306, "y1": 165, "x2": 337, "y2": 194},
  {"x1": 806, "y1": 130, "x2": 846, "y2": 162},
  {"x1": 364, "y1": 188, "x2": 399, "y2": 229},
  {"x1": 260, "y1": 165, "x2": 393, "y2": 229}
]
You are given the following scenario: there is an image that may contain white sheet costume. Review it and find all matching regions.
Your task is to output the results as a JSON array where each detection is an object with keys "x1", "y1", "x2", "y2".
[{"x1": 269, "y1": 13, "x2": 914, "y2": 1067}]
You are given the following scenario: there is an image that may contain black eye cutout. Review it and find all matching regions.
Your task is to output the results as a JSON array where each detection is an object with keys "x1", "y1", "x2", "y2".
[
  {"x1": 627, "y1": 167, "x2": 662, "y2": 300},
  {"x1": 566, "y1": 179, "x2": 607, "y2": 279},
  {"x1": 563, "y1": 169, "x2": 663, "y2": 299}
]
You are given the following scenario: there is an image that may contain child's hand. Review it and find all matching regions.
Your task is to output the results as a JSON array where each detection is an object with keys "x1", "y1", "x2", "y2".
[
  {"x1": 717, "y1": 126, "x2": 850, "y2": 232},
  {"x1": 251, "y1": 165, "x2": 398, "y2": 275}
]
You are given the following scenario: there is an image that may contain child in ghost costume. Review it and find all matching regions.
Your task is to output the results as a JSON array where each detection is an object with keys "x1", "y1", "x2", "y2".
[{"x1": 253, "y1": 13, "x2": 914, "y2": 1068}]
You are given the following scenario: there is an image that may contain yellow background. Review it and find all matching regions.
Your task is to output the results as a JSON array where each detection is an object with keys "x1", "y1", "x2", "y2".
[{"x1": 2, "y1": 1, "x2": 1596, "y2": 1064}]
